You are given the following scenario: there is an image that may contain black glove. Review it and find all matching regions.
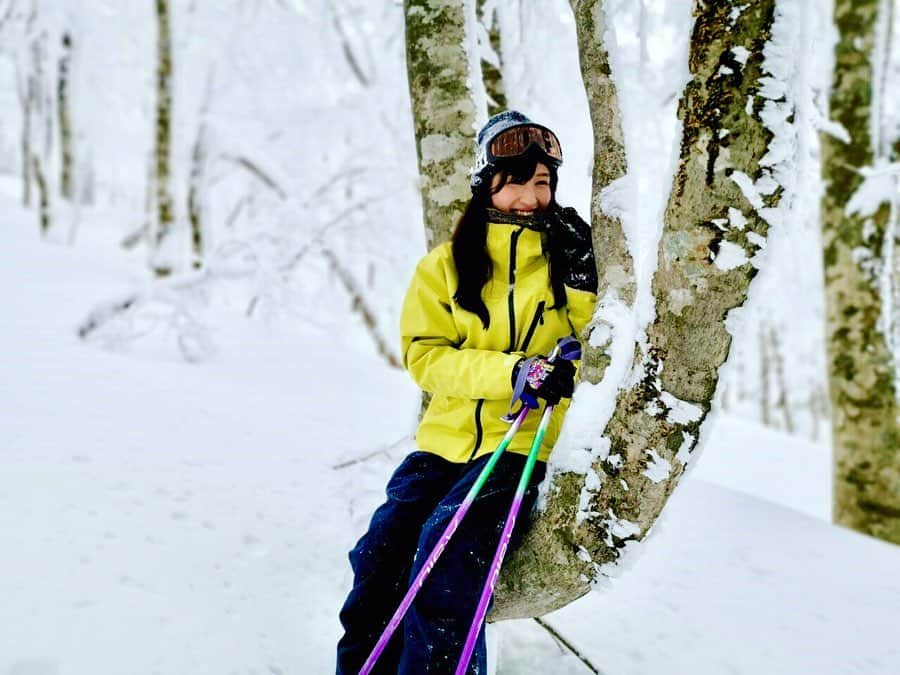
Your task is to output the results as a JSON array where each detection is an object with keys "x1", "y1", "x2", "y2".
[
  {"x1": 541, "y1": 203, "x2": 598, "y2": 294},
  {"x1": 511, "y1": 356, "x2": 576, "y2": 407}
]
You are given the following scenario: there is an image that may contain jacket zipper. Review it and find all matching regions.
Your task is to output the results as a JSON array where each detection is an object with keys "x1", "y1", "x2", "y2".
[
  {"x1": 507, "y1": 228, "x2": 523, "y2": 352},
  {"x1": 467, "y1": 399, "x2": 485, "y2": 461},
  {"x1": 471, "y1": 227, "x2": 521, "y2": 463},
  {"x1": 519, "y1": 301, "x2": 546, "y2": 353}
]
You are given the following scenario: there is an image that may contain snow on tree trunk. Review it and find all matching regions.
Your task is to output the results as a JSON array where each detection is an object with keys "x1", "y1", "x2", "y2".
[
  {"x1": 566, "y1": 0, "x2": 634, "y2": 387},
  {"x1": 477, "y1": 0, "x2": 506, "y2": 117},
  {"x1": 492, "y1": 0, "x2": 783, "y2": 620},
  {"x1": 404, "y1": 0, "x2": 482, "y2": 249},
  {"x1": 153, "y1": 0, "x2": 176, "y2": 277},
  {"x1": 821, "y1": 0, "x2": 900, "y2": 545}
]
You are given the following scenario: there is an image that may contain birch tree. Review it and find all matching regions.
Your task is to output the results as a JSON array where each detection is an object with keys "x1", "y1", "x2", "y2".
[
  {"x1": 152, "y1": 0, "x2": 176, "y2": 277},
  {"x1": 404, "y1": 0, "x2": 481, "y2": 249},
  {"x1": 58, "y1": 31, "x2": 73, "y2": 201},
  {"x1": 821, "y1": 0, "x2": 900, "y2": 544}
]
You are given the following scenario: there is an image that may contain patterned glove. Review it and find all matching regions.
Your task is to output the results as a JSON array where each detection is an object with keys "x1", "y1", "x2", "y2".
[
  {"x1": 511, "y1": 356, "x2": 576, "y2": 408},
  {"x1": 541, "y1": 203, "x2": 598, "y2": 294}
]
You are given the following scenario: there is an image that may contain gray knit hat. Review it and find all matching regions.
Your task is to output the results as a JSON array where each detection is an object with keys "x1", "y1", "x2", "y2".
[{"x1": 470, "y1": 110, "x2": 563, "y2": 192}]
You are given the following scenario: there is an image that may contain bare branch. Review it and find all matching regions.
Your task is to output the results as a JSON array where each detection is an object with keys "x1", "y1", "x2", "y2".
[
  {"x1": 331, "y1": 6, "x2": 370, "y2": 87},
  {"x1": 532, "y1": 617, "x2": 604, "y2": 675},
  {"x1": 321, "y1": 247, "x2": 402, "y2": 370},
  {"x1": 217, "y1": 153, "x2": 288, "y2": 200},
  {"x1": 332, "y1": 435, "x2": 412, "y2": 470}
]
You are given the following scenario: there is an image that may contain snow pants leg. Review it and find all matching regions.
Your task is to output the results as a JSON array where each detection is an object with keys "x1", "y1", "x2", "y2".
[
  {"x1": 336, "y1": 451, "x2": 459, "y2": 675},
  {"x1": 335, "y1": 450, "x2": 545, "y2": 675},
  {"x1": 398, "y1": 452, "x2": 546, "y2": 675}
]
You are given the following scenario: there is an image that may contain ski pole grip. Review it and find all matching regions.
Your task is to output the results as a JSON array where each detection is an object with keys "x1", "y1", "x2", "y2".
[{"x1": 553, "y1": 336, "x2": 582, "y2": 362}]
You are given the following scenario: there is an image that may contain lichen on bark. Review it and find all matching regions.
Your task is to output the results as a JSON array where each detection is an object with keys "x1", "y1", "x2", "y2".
[
  {"x1": 821, "y1": 0, "x2": 900, "y2": 545},
  {"x1": 404, "y1": 0, "x2": 479, "y2": 249}
]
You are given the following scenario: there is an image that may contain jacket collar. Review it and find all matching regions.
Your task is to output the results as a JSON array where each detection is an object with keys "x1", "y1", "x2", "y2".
[{"x1": 486, "y1": 220, "x2": 548, "y2": 280}]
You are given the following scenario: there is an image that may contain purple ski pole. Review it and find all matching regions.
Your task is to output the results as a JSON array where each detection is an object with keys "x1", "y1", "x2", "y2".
[
  {"x1": 453, "y1": 403, "x2": 554, "y2": 674},
  {"x1": 357, "y1": 405, "x2": 532, "y2": 675},
  {"x1": 455, "y1": 337, "x2": 581, "y2": 674}
]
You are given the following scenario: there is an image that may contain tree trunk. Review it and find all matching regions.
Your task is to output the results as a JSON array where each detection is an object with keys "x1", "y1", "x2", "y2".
[
  {"x1": 58, "y1": 31, "x2": 74, "y2": 201},
  {"x1": 19, "y1": 64, "x2": 34, "y2": 208},
  {"x1": 153, "y1": 0, "x2": 176, "y2": 277},
  {"x1": 477, "y1": 0, "x2": 506, "y2": 117},
  {"x1": 27, "y1": 29, "x2": 54, "y2": 236},
  {"x1": 404, "y1": 0, "x2": 480, "y2": 249},
  {"x1": 493, "y1": 0, "x2": 782, "y2": 619},
  {"x1": 32, "y1": 154, "x2": 50, "y2": 237},
  {"x1": 188, "y1": 120, "x2": 207, "y2": 269},
  {"x1": 821, "y1": 0, "x2": 900, "y2": 544}
]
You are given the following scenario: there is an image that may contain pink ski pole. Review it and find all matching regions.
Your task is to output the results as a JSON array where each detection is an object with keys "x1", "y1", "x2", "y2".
[
  {"x1": 358, "y1": 406, "x2": 532, "y2": 675},
  {"x1": 455, "y1": 337, "x2": 581, "y2": 674}
]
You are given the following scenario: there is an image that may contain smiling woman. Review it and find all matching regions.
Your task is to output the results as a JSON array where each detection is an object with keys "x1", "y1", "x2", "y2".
[
  {"x1": 489, "y1": 164, "x2": 552, "y2": 215},
  {"x1": 335, "y1": 110, "x2": 598, "y2": 675}
]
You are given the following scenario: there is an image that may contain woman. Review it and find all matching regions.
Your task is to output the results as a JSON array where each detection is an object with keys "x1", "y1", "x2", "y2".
[{"x1": 336, "y1": 110, "x2": 598, "y2": 674}]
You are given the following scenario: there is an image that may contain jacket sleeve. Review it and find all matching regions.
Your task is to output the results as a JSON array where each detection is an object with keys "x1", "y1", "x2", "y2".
[
  {"x1": 565, "y1": 286, "x2": 598, "y2": 336},
  {"x1": 400, "y1": 249, "x2": 523, "y2": 400}
]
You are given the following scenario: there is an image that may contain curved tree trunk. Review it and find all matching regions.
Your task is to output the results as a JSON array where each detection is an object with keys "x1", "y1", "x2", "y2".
[
  {"x1": 404, "y1": 0, "x2": 481, "y2": 249},
  {"x1": 821, "y1": 0, "x2": 900, "y2": 544},
  {"x1": 493, "y1": 0, "x2": 782, "y2": 619}
]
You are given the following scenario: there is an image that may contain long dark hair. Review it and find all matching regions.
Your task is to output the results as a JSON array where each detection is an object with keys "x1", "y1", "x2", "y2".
[{"x1": 451, "y1": 151, "x2": 568, "y2": 329}]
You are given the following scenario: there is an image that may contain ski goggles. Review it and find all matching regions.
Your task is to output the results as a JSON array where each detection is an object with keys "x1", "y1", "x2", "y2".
[
  {"x1": 488, "y1": 124, "x2": 562, "y2": 164},
  {"x1": 474, "y1": 124, "x2": 563, "y2": 174}
]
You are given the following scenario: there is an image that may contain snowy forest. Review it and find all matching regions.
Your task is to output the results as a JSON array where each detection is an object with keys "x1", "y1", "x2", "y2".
[{"x1": 2, "y1": 0, "x2": 899, "y2": 673}]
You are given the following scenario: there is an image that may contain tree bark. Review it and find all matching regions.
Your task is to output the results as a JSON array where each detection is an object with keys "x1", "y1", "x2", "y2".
[
  {"x1": 187, "y1": 121, "x2": 206, "y2": 269},
  {"x1": 821, "y1": 0, "x2": 900, "y2": 544},
  {"x1": 404, "y1": 0, "x2": 479, "y2": 249},
  {"x1": 58, "y1": 32, "x2": 73, "y2": 201},
  {"x1": 19, "y1": 63, "x2": 34, "y2": 207},
  {"x1": 153, "y1": 0, "x2": 176, "y2": 277},
  {"x1": 32, "y1": 154, "x2": 50, "y2": 237},
  {"x1": 493, "y1": 0, "x2": 781, "y2": 619}
]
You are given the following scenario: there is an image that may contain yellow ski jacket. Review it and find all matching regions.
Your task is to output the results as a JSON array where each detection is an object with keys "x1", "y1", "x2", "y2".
[{"x1": 400, "y1": 220, "x2": 597, "y2": 463}]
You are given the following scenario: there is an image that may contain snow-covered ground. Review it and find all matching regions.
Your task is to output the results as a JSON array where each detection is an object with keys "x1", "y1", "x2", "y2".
[{"x1": 3, "y1": 194, "x2": 899, "y2": 675}]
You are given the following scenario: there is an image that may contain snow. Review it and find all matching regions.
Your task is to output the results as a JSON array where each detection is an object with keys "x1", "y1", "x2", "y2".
[
  {"x1": 2, "y1": 0, "x2": 900, "y2": 673},
  {"x1": 3, "y1": 193, "x2": 899, "y2": 674}
]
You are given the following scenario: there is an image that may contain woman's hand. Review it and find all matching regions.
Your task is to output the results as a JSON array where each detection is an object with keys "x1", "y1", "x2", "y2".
[
  {"x1": 512, "y1": 356, "x2": 576, "y2": 407},
  {"x1": 541, "y1": 203, "x2": 598, "y2": 294}
]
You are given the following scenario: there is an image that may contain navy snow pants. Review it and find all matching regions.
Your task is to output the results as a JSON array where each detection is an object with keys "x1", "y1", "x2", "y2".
[{"x1": 336, "y1": 450, "x2": 546, "y2": 674}]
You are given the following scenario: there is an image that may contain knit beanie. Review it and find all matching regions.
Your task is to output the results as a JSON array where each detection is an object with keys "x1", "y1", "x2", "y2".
[{"x1": 470, "y1": 110, "x2": 562, "y2": 192}]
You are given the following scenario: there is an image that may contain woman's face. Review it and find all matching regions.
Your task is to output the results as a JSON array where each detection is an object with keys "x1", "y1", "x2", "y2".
[{"x1": 490, "y1": 163, "x2": 552, "y2": 215}]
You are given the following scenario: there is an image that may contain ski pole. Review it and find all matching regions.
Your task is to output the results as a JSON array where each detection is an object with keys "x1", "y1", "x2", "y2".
[
  {"x1": 358, "y1": 405, "x2": 532, "y2": 675},
  {"x1": 455, "y1": 338, "x2": 582, "y2": 675},
  {"x1": 358, "y1": 337, "x2": 578, "y2": 675}
]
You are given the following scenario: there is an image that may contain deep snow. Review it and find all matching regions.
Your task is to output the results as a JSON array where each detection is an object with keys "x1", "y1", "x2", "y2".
[{"x1": 2, "y1": 194, "x2": 899, "y2": 675}]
